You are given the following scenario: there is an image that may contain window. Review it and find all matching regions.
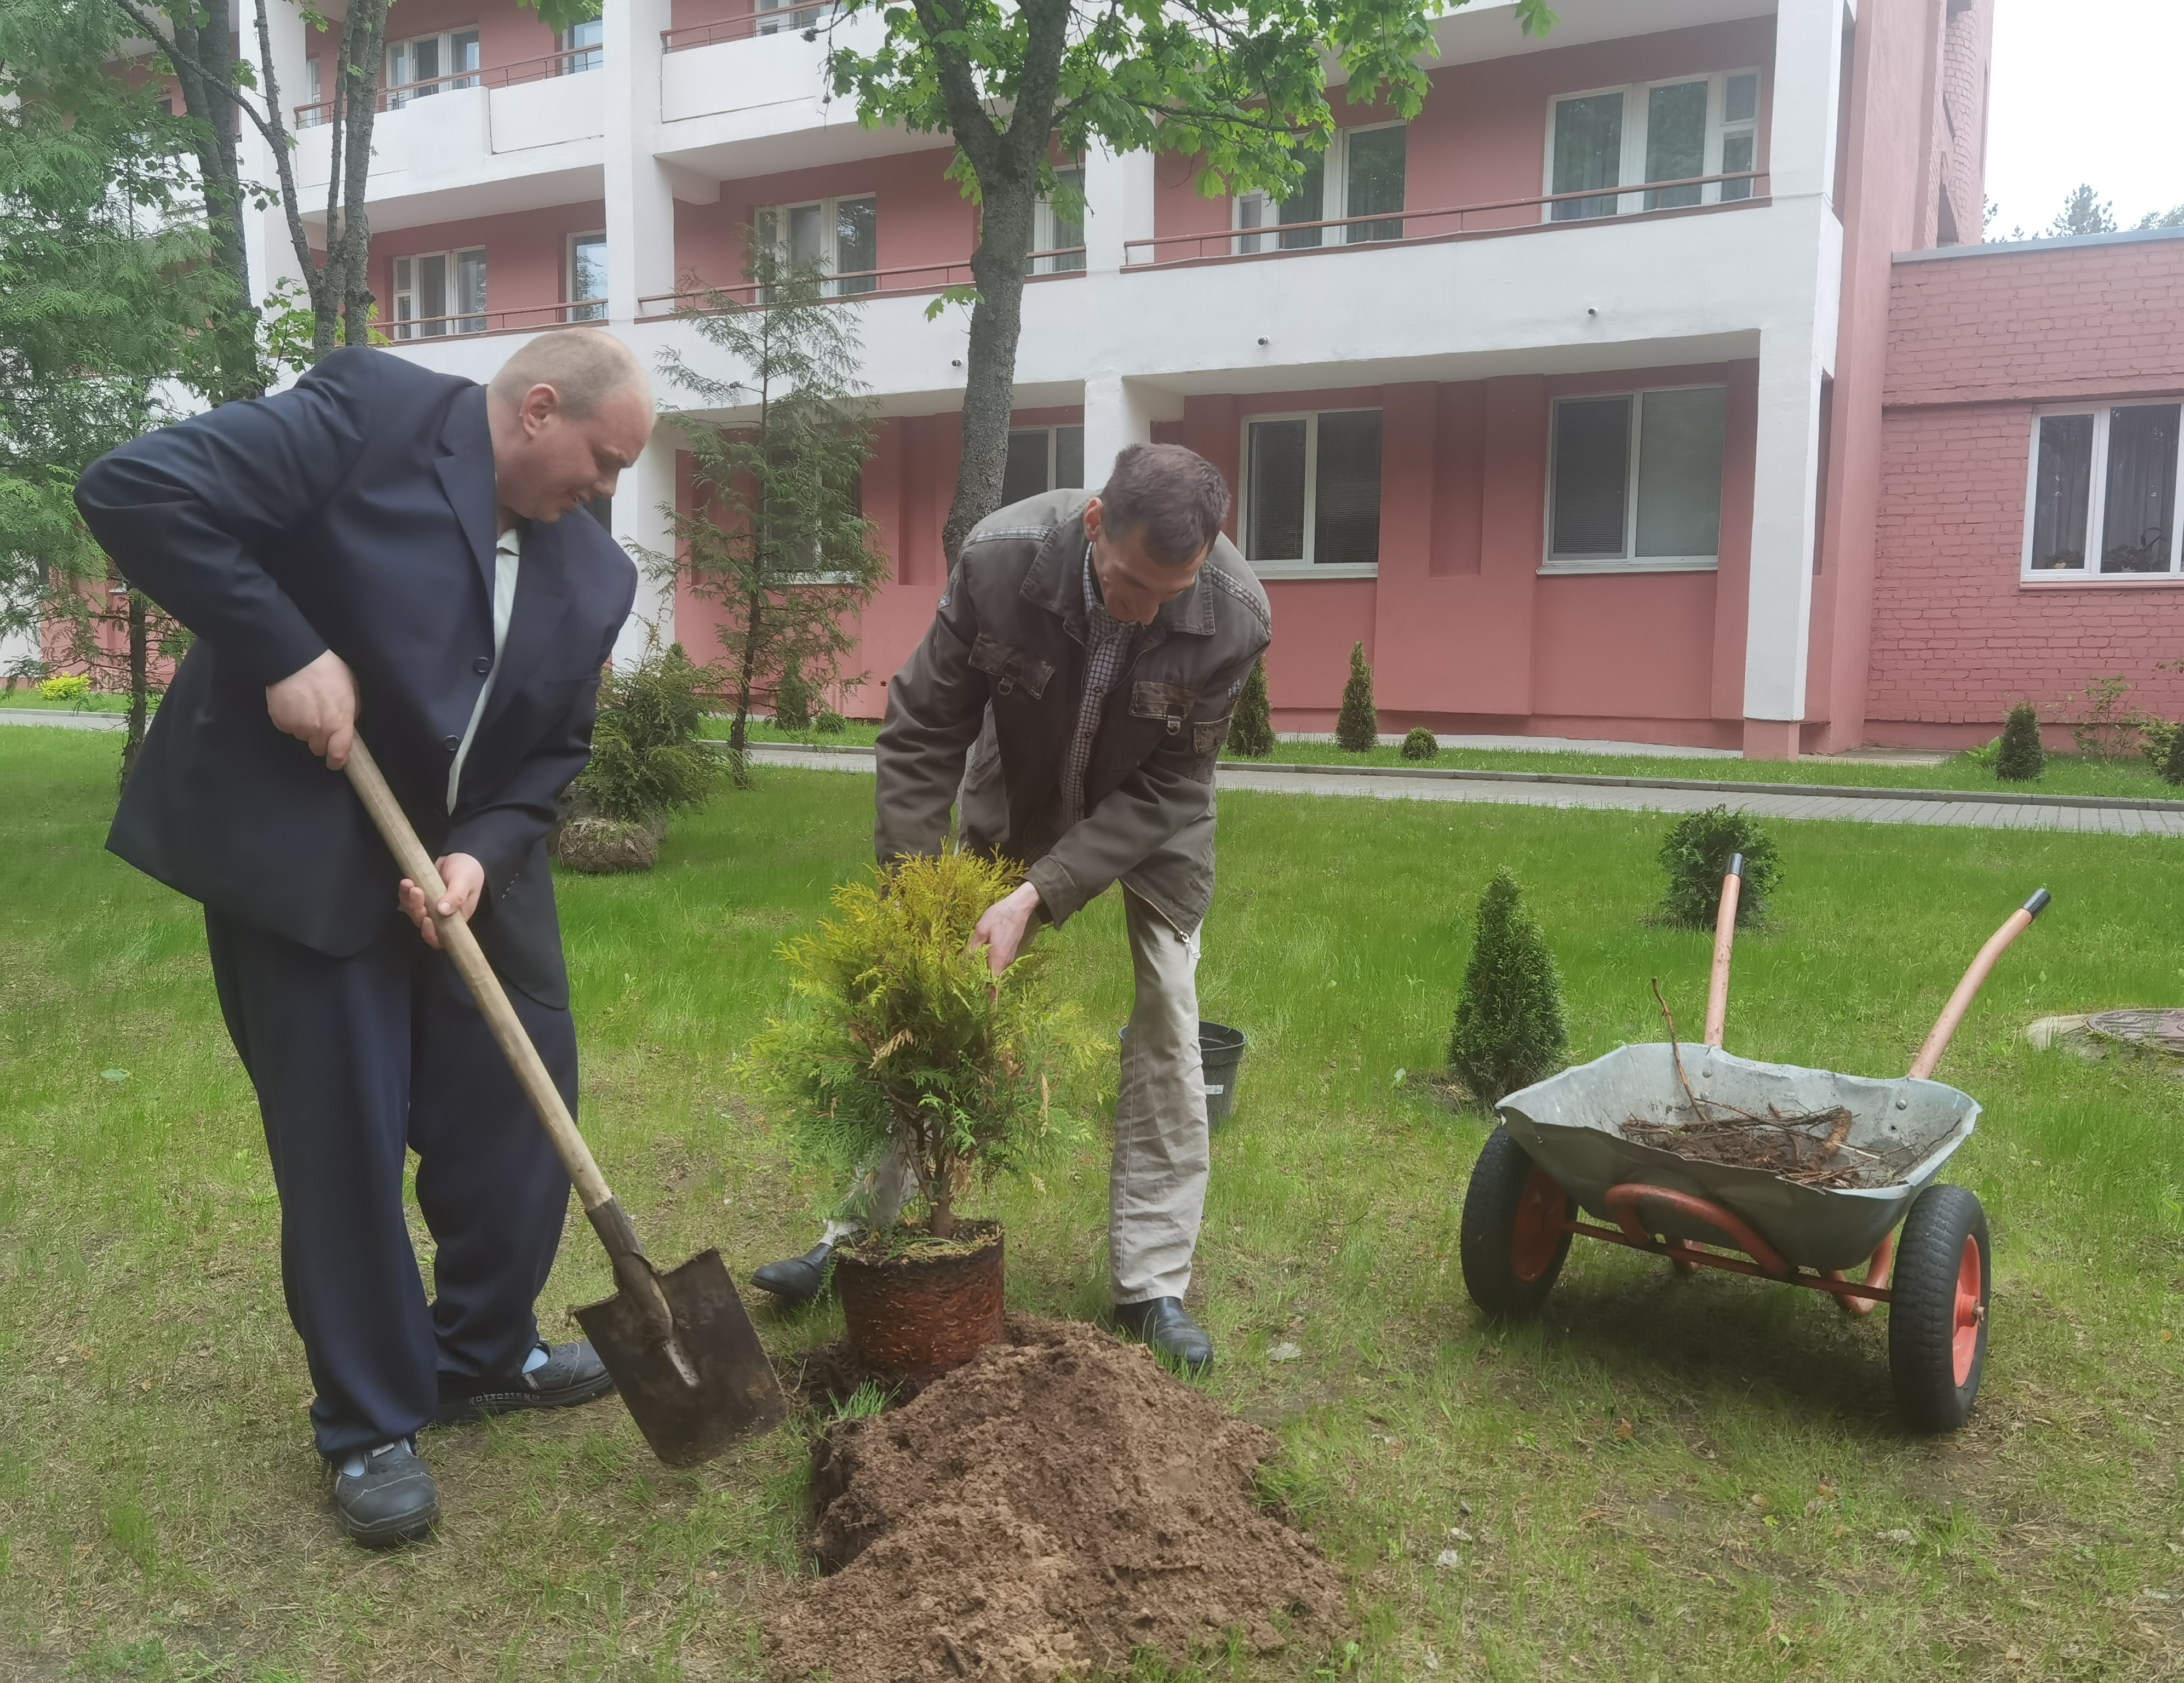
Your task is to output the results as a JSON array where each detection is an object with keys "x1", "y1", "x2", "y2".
[
  {"x1": 1028, "y1": 168, "x2": 1085, "y2": 275},
  {"x1": 755, "y1": 196, "x2": 877, "y2": 297},
  {"x1": 999, "y1": 426, "x2": 1087, "y2": 506},
  {"x1": 2022, "y1": 404, "x2": 2183, "y2": 576},
  {"x1": 1241, "y1": 410, "x2": 1383, "y2": 571},
  {"x1": 568, "y1": 233, "x2": 606, "y2": 321},
  {"x1": 391, "y1": 249, "x2": 487, "y2": 338},
  {"x1": 558, "y1": 18, "x2": 602, "y2": 72},
  {"x1": 1234, "y1": 125, "x2": 1406, "y2": 253},
  {"x1": 386, "y1": 30, "x2": 480, "y2": 107},
  {"x1": 756, "y1": 0, "x2": 835, "y2": 33},
  {"x1": 1547, "y1": 70, "x2": 1760, "y2": 220},
  {"x1": 1546, "y1": 386, "x2": 1726, "y2": 569}
]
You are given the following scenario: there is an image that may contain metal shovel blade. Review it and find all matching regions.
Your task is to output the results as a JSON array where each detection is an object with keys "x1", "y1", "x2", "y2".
[{"x1": 574, "y1": 1247, "x2": 787, "y2": 1467}]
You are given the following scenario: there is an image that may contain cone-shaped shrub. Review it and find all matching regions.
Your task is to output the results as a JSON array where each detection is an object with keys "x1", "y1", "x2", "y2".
[
  {"x1": 1448, "y1": 868, "x2": 1569, "y2": 1106},
  {"x1": 1335, "y1": 642, "x2": 1378, "y2": 752},
  {"x1": 773, "y1": 657, "x2": 812, "y2": 732},
  {"x1": 1401, "y1": 726, "x2": 1438, "y2": 762},
  {"x1": 1228, "y1": 657, "x2": 1275, "y2": 757},
  {"x1": 1996, "y1": 701, "x2": 2044, "y2": 781},
  {"x1": 1657, "y1": 806, "x2": 1780, "y2": 929},
  {"x1": 2163, "y1": 720, "x2": 2184, "y2": 787}
]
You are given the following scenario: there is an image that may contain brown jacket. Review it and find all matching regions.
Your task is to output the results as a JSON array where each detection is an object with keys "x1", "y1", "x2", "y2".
[{"x1": 875, "y1": 490, "x2": 1272, "y2": 932}]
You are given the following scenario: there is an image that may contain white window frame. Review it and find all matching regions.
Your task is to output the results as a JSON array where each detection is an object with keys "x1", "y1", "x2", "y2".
[
  {"x1": 2019, "y1": 400, "x2": 2184, "y2": 583},
  {"x1": 1029, "y1": 167, "x2": 1086, "y2": 275},
  {"x1": 385, "y1": 28, "x2": 481, "y2": 106},
  {"x1": 1541, "y1": 68, "x2": 1762, "y2": 221},
  {"x1": 390, "y1": 247, "x2": 488, "y2": 339},
  {"x1": 566, "y1": 232, "x2": 607, "y2": 322},
  {"x1": 755, "y1": 195, "x2": 878, "y2": 297},
  {"x1": 557, "y1": 17, "x2": 603, "y2": 72},
  {"x1": 755, "y1": 0, "x2": 837, "y2": 33},
  {"x1": 1001, "y1": 425, "x2": 1087, "y2": 501},
  {"x1": 1233, "y1": 121, "x2": 1407, "y2": 255},
  {"x1": 1542, "y1": 383, "x2": 1727, "y2": 574},
  {"x1": 1237, "y1": 407, "x2": 1383, "y2": 579}
]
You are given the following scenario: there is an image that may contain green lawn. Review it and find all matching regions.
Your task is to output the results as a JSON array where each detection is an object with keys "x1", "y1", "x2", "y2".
[
  {"x1": 3, "y1": 725, "x2": 2182, "y2": 1680},
  {"x1": 0, "y1": 689, "x2": 143, "y2": 714}
]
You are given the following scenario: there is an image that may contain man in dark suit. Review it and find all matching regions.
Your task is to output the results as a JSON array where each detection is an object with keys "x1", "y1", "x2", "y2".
[{"x1": 74, "y1": 331, "x2": 655, "y2": 1547}]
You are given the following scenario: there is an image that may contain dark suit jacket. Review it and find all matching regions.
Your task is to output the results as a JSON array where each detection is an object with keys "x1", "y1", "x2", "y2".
[{"x1": 74, "y1": 347, "x2": 637, "y2": 1007}]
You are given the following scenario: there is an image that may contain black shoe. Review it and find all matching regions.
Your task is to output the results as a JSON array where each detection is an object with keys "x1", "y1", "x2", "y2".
[
  {"x1": 1113, "y1": 1297, "x2": 1214, "y2": 1376},
  {"x1": 752, "y1": 1242, "x2": 834, "y2": 1309},
  {"x1": 331, "y1": 1439, "x2": 439, "y2": 1548},
  {"x1": 434, "y1": 1339, "x2": 616, "y2": 1426}
]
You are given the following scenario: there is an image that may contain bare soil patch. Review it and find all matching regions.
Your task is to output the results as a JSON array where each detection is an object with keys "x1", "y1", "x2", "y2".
[{"x1": 765, "y1": 1316, "x2": 1344, "y2": 1682}]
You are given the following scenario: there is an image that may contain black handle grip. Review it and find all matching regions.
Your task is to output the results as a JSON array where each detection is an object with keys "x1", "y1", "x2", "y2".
[
  {"x1": 2022, "y1": 888, "x2": 2051, "y2": 919},
  {"x1": 1726, "y1": 853, "x2": 1744, "y2": 878}
]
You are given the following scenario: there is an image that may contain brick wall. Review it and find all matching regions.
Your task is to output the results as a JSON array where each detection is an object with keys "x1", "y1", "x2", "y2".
[{"x1": 1866, "y1": 233, "x2": 2184, "y2": 742}]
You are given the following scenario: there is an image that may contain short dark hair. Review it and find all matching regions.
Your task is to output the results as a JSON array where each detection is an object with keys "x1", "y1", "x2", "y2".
[{"x1": 1097, "y1": 443, "x2": 1230, "y2": 565}]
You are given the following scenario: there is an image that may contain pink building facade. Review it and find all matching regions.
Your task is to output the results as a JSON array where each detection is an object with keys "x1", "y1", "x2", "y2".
[{"x1": 214, "y1": 0, "x2": 2183, "y2": 757}]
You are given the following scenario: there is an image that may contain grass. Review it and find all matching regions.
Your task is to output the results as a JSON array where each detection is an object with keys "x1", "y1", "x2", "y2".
[
  {"x1": 0, "y1": 689, "x2": 144, "y2": 714},
  {"x1": 4, "y1": 724, "x2": 2184, "y2": 1679}
]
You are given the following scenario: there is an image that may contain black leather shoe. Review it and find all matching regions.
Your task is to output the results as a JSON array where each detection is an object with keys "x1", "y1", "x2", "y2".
[
  {"x1": 331, "y1": 1439, "x2": 438, "y2": 1548},
  {"x1": 435, "y1": 1339, "x2": 615, "y2": 1426},
  {"x1": 752, "y1": 1241, "x2": 834, "y2": 1309},
  {"x1": 1112, "y1": 1297, "x2": 1214, "y2": 1376}
]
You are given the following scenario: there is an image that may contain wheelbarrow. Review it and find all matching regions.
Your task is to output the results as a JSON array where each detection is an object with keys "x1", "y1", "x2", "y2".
[{"x1": 1458, "y1": 858, "x2": 2050, "y2": 1431}]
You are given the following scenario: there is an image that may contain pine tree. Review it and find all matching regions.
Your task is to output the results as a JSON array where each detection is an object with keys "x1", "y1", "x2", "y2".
[
  {"x1": 1227, "y1": 656, "x2": 1274, "y2": 757},
  {"x1": 1335, "y1": 642, "x2": 1377, "y2": 752},
  {"x1": 773, "y1": 657, "x2": 812, "y2": 731},
  {"x1": 1996, "y1": 702, "x2": 2045, "y2": 782},
  {"x1": 1448, "y1": 868, "x2": 1569, "y2": 1106},
  {"x1": 2163, "y1": 722, "x2": 2184, "y2": 787}
]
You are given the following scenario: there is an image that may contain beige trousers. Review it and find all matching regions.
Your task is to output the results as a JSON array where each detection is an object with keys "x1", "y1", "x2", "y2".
[{"x1": 826, "y1": 886, "x2": 1208, "y2": 1305}]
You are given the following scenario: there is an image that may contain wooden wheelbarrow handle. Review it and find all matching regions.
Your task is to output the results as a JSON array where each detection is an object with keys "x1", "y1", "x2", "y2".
[
  {"x1": 1908, "y1": 889, "x2": 2052, "y2": 1081},
  {"x1": 343, "y1": 737, "x2": 672, "y2": 1336},
  {"x1": 1702, "y1": 854, "x2": 1744, "y2": 1050}
]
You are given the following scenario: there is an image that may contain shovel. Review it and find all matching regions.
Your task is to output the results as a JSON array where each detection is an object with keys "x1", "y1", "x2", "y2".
[{"x1": 343, "y1": 736, "x2": 786, "y2": 1466}]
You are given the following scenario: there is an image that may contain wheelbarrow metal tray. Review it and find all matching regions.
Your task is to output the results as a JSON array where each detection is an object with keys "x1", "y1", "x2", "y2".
[{"x1": 1496, "y1": 1045, "x2": 1978, "y2": 1273}]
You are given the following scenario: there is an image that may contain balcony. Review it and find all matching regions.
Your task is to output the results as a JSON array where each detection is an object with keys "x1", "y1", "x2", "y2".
[
  {"x1": 291, "y1": 50, "x2": 605, "y2": 233},
  {"x1": 634, "y1": 252, "x2": 1085, "y2": 320},
  {"x1": 385, "y1": 301, "x2": 607, "y2": 340}
]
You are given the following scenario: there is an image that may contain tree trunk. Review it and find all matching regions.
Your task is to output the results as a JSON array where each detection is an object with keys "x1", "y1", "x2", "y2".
[
  {"x1": 943, "y1": 182, "x2": 1037, "y2": 565},
  {"x1": 120, "y1": 589, "x2": 149, "y2": 790},
  {"x1": 728, "y1": 587, "x2": 764, "y2": 790}
]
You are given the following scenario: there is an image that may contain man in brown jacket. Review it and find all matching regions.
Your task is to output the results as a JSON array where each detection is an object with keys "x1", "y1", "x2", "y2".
[{"x1": 752, "y1": 443, "x2": 1271, "y2": 1372}]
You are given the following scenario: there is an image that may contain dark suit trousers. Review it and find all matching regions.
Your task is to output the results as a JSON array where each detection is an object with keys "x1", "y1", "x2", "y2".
[{"x1": 204, "y1": 908, "x2": 576, "y2": 1458}]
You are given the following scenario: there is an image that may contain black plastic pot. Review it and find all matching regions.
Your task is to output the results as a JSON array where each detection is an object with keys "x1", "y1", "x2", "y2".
[{"x1": 1118, "y1": 1020, "x2": 1250, "y2": 1127}]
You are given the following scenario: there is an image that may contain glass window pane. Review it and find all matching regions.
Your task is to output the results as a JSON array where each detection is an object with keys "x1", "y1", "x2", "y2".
[
  {"x1": 2029, "y1": 414, "x2": 2093, "y2": 570},
  {"x1": 1314, "y1": 411, "x2": 1383, "y2": 566},
  {"x1": 1551, "y1": 396, "x2": 1631, "y2": 558},
  {"x1": 1279, "y1": 156, "x2": 1325, "y2": 250},
  {"x1": 1724, "y1": 71, "x2": 1759, "y2": 124},
  {"x1": 1720, "y1": 130, "x2": 1755, "y2": 202},
  {"x1": 455, "y1": 250, "x2": 486, "y2": 332},
  {"x1": 1001, "y1": 431, "x2": 1051, "y2": 507},
  {"x1": 1055, "y1": 425, "x2": 1084, "y2": 490},
  {"x1": 1236, "y1": 191, "x2": 1266, "y2": 255},
  {"x1": 1345, "y1": 127, "x2": 1406, "y2": 243},
  {"x1": 834, "y1": 197, "x2": 876, "y2": 294},
  {"x1": 786, "y1": 203, "x2": 825, "y2": 267},
  {"x1": 1246, "y1": 419, "x2": 1309, "y2": 563},
  {"x1": 451, "y1": 30, "x2": 479, "y2": 84},
  {"x1": 571, "y1": 237, "x2": 607, "y2": 320},
  {"x1": 1551, "y1": 91, "x2": 1623, "y2": 221},
  {"x1": 1050, "y1": 168, "x2": 1085, "y2": 270},
  {"x1": 2101, "y1": 404, "x2": 2180, "y2": 573},
  {"x1": 1635, "y1": 387, "x2": 1726, "y2": 558},
  {"x1": 1644, "y1": 80, "x2": 1709, "y2": 209},
  {"x1": 411, "y1": 36, "x2": 439, "y2": 93},
  {"x1": 419, "y1": 252, "x2": 448, "y2": 336}
]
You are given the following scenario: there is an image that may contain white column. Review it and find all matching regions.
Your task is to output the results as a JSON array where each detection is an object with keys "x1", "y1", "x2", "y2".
[
  {"x1": 1082, "y1": 141, "x2": 1154, "y2": 275},
  {"x1": 241, "y1": 0, "x2": 314, "y2": 323},
  {"x1": 1769, "y1": 0, "x2": 1847, "y2": 205},
  {"x1": 612, "y1": 428, "x2": 681, "y2": 663},
  {"x1": 1741, "y1": 322, "x2": 1828, "y2": 730},
  {"x1": 1081, "y1": 376, "x2": 1184, "y2": 491},
  {"x1": 603, "y1": 0, "x2": 680, "y2": 323}
]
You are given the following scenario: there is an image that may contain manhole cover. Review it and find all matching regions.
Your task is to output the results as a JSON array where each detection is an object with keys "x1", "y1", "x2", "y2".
[{"x1": 2084, "y1": 1009, "x2": 2184, "y2": 1055}]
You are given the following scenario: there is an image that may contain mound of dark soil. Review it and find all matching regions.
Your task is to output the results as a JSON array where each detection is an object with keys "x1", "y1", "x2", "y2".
[{"x1": 764, "y1": 1316, "x2": 1344, "y2": 1682}]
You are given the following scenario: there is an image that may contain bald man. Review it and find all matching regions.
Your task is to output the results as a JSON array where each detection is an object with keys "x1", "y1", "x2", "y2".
[{"x1": 76, "y1": 335, "x2": 655, "y2": 1546}]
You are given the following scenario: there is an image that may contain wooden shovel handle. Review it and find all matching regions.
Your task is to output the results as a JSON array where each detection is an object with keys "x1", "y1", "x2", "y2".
[
  {"x1": 343, "y1": 737, "x2": 615, "y2": 1215},
  {"x1": 1907, "y1": 889, "x2": 2052, "y2": 1081},
  {"x1": 1702, "y1": 854, "x2": 1743, "y2": 1050}
]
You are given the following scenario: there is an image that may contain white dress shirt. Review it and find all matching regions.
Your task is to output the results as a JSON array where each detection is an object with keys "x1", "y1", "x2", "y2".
[{"x1": 447, "y1": 526, "x2": 521, "y2": 813}]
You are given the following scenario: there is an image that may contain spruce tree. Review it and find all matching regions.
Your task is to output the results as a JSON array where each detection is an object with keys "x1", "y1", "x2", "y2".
[
  {"x1": 773, "y1": 657, "x2": 812, "y2": 731},
  {"x1": 1448, "y1": 868, "x2": 1569, "y2": 1106},
  {"x1": 1227, "y1": 656, "x2": 1275, "y2": 757},
  {"x1": 2163, "y1": 722, "x2": 2184, "y2": 787},
  {"x1": 1996, "y1": 702, "x2": 2045, "y2": 782},
  {"x1": 1335, "y1": 642, "x2": 1378, "y2": 752}
]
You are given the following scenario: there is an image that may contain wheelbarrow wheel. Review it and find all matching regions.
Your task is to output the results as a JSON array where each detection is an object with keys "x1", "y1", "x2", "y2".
[
  {"x1": 1460, "y1": 1126, "x2": 1575, "y2": 1320},
  {"x1": 1888, "y1": 1183, "x2": 1991, "y2": 1433}
]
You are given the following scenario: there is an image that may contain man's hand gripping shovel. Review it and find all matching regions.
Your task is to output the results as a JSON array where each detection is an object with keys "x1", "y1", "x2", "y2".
[{"x1": 344, "y1": 737, "x2": 786, "y2": 1465}]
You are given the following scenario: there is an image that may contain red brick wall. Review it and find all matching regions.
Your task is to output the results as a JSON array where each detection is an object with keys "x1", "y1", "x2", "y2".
[{"x1": 1866, "y1": 234, "x2": 2184, "y2": 744}]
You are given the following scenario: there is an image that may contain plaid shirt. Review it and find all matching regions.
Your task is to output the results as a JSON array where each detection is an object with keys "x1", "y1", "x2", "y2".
[{"x1": 1061, "y1": 544, "x2": 1138, "y2": 827}]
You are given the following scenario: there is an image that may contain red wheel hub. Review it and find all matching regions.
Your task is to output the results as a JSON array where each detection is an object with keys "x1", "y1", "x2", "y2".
[
  {"x1": 1511, "y1": 1166, "x2": 1566, "y2": 1283},
  {"x1": 1951, "y1": 1234, "x2": 1985, "y2": 1387}
]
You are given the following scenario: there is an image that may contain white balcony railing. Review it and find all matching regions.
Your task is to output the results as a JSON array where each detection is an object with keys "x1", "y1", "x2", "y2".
[{"x1": 294, "y1": 47, "x2": 599, "y2": 129}]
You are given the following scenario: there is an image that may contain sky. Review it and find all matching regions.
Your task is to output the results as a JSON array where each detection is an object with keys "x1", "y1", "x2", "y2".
[{"x1": 1982, "y1": 0, "x2": 2184, "y2": 236}]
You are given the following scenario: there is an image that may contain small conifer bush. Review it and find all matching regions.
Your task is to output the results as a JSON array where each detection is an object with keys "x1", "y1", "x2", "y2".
[
  {"x1": 1335, "y1": 642, "x2": 1378, "y2": 752},
  {"x1": 815, "y1": 708, "x2": 847, "y2": 736},
  {"x1": 2162, "y1": 722, "x2": 2184, "y2": 787},
  {"x1": 1227, "y1": 657, "x2": 1275, "y2": 757},
  {"x1": 569, "y1": 642, "x2": 723, "y2": 837},
  {"x1": 1448, "y1": 868, "x2": 1569, "y2": 1106},
  {"x1": 773, "y1": 658, "x2": 812, "y2": 732},
  {"x1": 1658, "y1": 806, "x2": 1780, "y2": 929},
  {"x1": 1996, "y1": 701, "x2": 2044, "y2": 781},
  {"x1": 1401, "y1": 727, "x2": 1438, "y2": 762}
]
